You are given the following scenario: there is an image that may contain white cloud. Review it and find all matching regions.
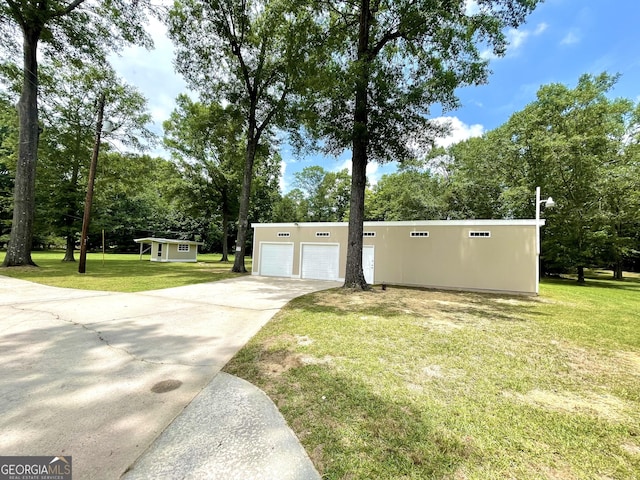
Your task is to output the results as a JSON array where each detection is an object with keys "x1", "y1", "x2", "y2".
[
  {"x1": 109, "y1": 16, "x2": 189, "y2": 153},
  {"x1": 279, "y1": 160, "x2": 287, "y2": 192},
  {"x1": 482, "y1": 22, "x2": 548, "y2": 60},
  {"x1": 534, "y1": 23, "x2": 549, "y2": 36},
  {"x1": 509, "y1": 28, "x2": 529, "y2": 49},
  {"x1": 560, "y1": 31, "x2": 581, "y2": 45},
  {"x1": 366, "y1": 163, "x2": 379, "y2": 186},
  {"x1": 464, "y1": 0, "x2": 480, "y2": 15},
  {"x1": 432, "y1": 116, "x2": 484, "y2": 148}
]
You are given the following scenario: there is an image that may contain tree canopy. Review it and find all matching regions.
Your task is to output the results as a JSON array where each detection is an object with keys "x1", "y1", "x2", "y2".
[
  {"x1": 163, "y1": 95, "x2": 245, "y2": 261},
  {"x1": 432, "y1": 73, "x2": 640, "y2": 281},
  {"x1": 168, "y1": 0, "x2": 318, "y2": 272},
  {"x1": 300, "y1": 0, "x2": 542, "y2": 288},
  {"x1": 0, "y1": 0, "x2": 155, "y2": 266}
]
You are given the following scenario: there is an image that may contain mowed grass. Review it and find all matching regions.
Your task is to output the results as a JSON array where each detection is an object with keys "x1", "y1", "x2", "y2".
[
  {"x1": 0, "y1": 250, "x2": 251, "y2": 292},
  {"x1": 225, "y1": 273, "x2": 640, "y2": 479}
]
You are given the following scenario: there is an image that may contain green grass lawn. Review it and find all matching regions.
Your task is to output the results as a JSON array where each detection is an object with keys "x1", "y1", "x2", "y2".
[
  {"x1": 224, "y1": 273, "x2": 640, "y2": 479},
  {"x1": 0, "y1": 250, "x2": 251, "y2": 292}
]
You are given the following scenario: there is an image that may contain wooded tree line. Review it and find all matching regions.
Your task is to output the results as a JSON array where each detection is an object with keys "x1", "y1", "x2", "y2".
[{"x1": 2, "y1": 66, "x2": 637, "y2": 279}]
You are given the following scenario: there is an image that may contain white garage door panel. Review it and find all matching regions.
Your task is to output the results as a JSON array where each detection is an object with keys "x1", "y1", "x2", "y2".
[
  {"x1": 301, "y1": 244, "x2": 339, "y2": 280},
  {"x1": 260, "y1": 243, "x2": 294, "y2": 277}
]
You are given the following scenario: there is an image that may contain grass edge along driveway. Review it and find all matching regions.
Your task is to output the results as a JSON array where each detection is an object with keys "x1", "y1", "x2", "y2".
[
  {"x1": 0, "y1": 251, "x2": 250, "y2": 292},
  {"x1": 224, "y1": 274, "x2": 640, "y2": 479}
]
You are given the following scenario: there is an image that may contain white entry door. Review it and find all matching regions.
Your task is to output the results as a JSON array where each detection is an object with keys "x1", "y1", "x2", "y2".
[
  {"x1": 362, "y1": 245, "x2": 375, "y2": 284},
  {"x1": 301, "y1": 244, "x2": 340, "y2": 280},
  {"x1": 259, "y1": 243, "x2": 294, "y2": 277}
]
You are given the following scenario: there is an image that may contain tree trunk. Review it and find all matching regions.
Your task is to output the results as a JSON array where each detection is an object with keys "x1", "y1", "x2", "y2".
[
  {"x1": 577, "y1": 265, "x2": 585, "y2": 284},
  {"x1": 62, "y1": 234, "x2": 76, "y2": 262},
  {"x1": 613, "y1": 261, "x2": 623, "y2": 280},
  {"x1": 343, "y1": 0, "x2": 371, "y2": 290},
  {"x1": 344, "y1": 147, "x2": 368, "y2": 289},
  {"x1": 231, "y1": 130, "x2": 258, "y2": 273},
  {"x1": 3, "y1": 29, "x2": 40, "y2": 267},
  {"x1": 220, "y1": 214, "x2": 229, "y2": 262}
]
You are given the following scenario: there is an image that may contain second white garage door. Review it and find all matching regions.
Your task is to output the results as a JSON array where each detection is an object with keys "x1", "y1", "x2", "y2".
[{"x1": 301, "y1": 244, "x2": 340, "y2": 281}]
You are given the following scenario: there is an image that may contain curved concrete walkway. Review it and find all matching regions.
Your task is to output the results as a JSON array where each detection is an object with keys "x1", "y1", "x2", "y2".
[{"x1": 0, "y1": 275, "x2": 338, "y2": 479}]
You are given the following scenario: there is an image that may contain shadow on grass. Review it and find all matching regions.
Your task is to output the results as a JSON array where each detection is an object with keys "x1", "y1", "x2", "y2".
[
  {"x1": 542, "y1": 274, "x2": 640, "y2": 293},
  {"x1": 284, "y1": 285, "x2": 547, "y2": 324}
]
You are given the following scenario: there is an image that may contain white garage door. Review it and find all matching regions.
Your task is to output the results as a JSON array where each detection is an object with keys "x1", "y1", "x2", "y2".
[
  {"x1": 259, "y1": 243, "x2": 294, "y2": 277},
  {"x1": 301, "y1": 244, "x2": 340, "y2": 280},
  {"x1": 363, "y1": 245, "x2": 374, "y2": 284}
]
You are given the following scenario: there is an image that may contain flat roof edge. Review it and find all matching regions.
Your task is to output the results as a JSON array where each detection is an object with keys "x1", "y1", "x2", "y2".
[
  {"x1": 133, "y1": 237, "x2": 204, "y2": 245},
  {"x1": 252, "y1": 219, "x2": 543, "y2": 228}
]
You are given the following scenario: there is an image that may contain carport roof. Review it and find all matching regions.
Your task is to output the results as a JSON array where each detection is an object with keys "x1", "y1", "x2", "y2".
[{"x1": 134, "y1": 237, "x2": 204, "y2": 245}]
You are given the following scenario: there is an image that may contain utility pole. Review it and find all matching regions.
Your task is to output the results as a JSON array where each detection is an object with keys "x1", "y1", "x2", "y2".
[{"x1": 78, "y1": 93, "x2": 106, "y2": 274}]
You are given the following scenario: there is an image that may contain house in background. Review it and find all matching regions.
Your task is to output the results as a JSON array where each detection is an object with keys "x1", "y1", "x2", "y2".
[
  {"x1": 251, "y1": 220, "x2": 544, "y2": 295},
  {"x1": 134, "y1": 238, "x2": 204, "y2": 263}
]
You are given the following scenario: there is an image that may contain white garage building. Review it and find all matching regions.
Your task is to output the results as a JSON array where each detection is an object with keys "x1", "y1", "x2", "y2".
[{"x1": 251, "y1": 220, "x2": 544, "y2": 295}]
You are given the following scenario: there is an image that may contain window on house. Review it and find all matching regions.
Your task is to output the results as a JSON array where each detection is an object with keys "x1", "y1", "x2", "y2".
[
  {"x1": 277, "y1": 232, "x2": 291, "y2": 237},
  {"x1": 178, "y1": 244, "x2": 190, "y2": 252},
  {"x1": 363, "y1": 232, "x2": 376, "y2": 237},
  {"x1": 410, "y1": 231, "x2": 429, "y2": 237},
  {"x1": 316, "y1": 232, "x2": 330, "y2": 237},
  {"x1": 469, "y1": 231, "x2": 491, "y2": 238}
]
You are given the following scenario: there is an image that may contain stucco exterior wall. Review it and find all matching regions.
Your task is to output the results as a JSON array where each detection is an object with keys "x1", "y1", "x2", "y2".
[
  {"x1": 252, "y1": 221, "x2": 539, "y2": 295},
  {"x1": 166, "y1": 243, "x2": 198, "y2": 262},
  {"x1": 149, "y1": 241, "x2": 199, "y2": 263}
]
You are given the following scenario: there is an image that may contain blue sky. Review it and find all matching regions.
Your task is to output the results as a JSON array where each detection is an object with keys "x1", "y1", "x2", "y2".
[{"x1": 110, "y1": 0, "x2": 640, "y2": 193}]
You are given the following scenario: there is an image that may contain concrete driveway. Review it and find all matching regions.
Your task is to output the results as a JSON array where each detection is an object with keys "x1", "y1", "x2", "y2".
[{"x1": 0, "y1": 275, "x2": 338, "y2": 479}]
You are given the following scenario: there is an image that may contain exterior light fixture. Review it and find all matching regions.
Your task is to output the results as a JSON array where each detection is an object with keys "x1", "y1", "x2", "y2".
[{"x1": 535, "y1": 186, "x2": 555, "y2": 294}]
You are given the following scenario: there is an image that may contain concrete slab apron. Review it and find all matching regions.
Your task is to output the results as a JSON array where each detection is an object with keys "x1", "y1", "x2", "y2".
[{"x1": 0, "y1": 275, "x2": 336, "y2": 480}]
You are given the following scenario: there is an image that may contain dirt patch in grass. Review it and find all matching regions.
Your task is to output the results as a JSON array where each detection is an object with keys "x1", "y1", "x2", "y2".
[
  {"x1": 616, "y1": 351, "x2": 640, "y2": 375},
  {"x1": 256, "y1": 343, "x2": 333, "y2": 378},
  {"x1": 552, "y1": 340, "x2": 640, "y2": 383},
  {"x1": 260, "y1": 349, "x2": 303, "y2": 377},
  {"x1": 507, "y1": 389, "x2": 628, "y2": 422},
  {"x1": 313, "y1": 286, "x2": 539, "y2": 329},
  {"x1": 420, "y1": 364, "x2": 466, "y2": 381},
  {"x1": 415, "y1": 318, "x2": 464, "y2": 333},
  {"x1": 621, "y1": 442, "x2": 640, "y2": 456},
  {"x1": 530, "y1": 463, "x2": 578, "y2": 480}
]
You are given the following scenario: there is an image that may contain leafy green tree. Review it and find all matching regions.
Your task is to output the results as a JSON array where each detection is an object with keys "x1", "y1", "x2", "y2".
[
  {"x1": 168, "y1": 0, "x2": 318, "y2": 273},
  {"x1": 442, "y1": 73, "x2": 639, "y2": 281},
  {"x1": 437, "y1": 127, "x2": 532, "y2": 220},
  {"x1": 304, "y1": 0, "x2": 542, "y2": 289},
  {"x1": 272, "y1": 188, "x2": 309, "y2": 223},
  {"x1": 292, "y1": 166, "x2": 351, "y2": 221},
  {"x1": 509, "y1": 74, "x2": 633, "y2": 282},
  {"x1": 366, "y1": 167, "x2": 448, "y2": 221},
  {"x1": 91, "y1": 154, "x2": 185, "y2": 251},
  {"x1": 0, "y1": 94, "x2": 17, "y2": 246},
  {"x1": 29, "y1": 61, "x2": 154, "y2": 261},
  {"x1": 0, "y1": 0, "x2": 154, "y2": 266},
  {"x1": 164, "y1": 95, "x2": 245, "y2": 261},
  {"x1": 598, "y1": 103, "x2": 640, "y2": 278},
  {"x1": 250, "y1": 147, "x2": 284, "y2": 224}
]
